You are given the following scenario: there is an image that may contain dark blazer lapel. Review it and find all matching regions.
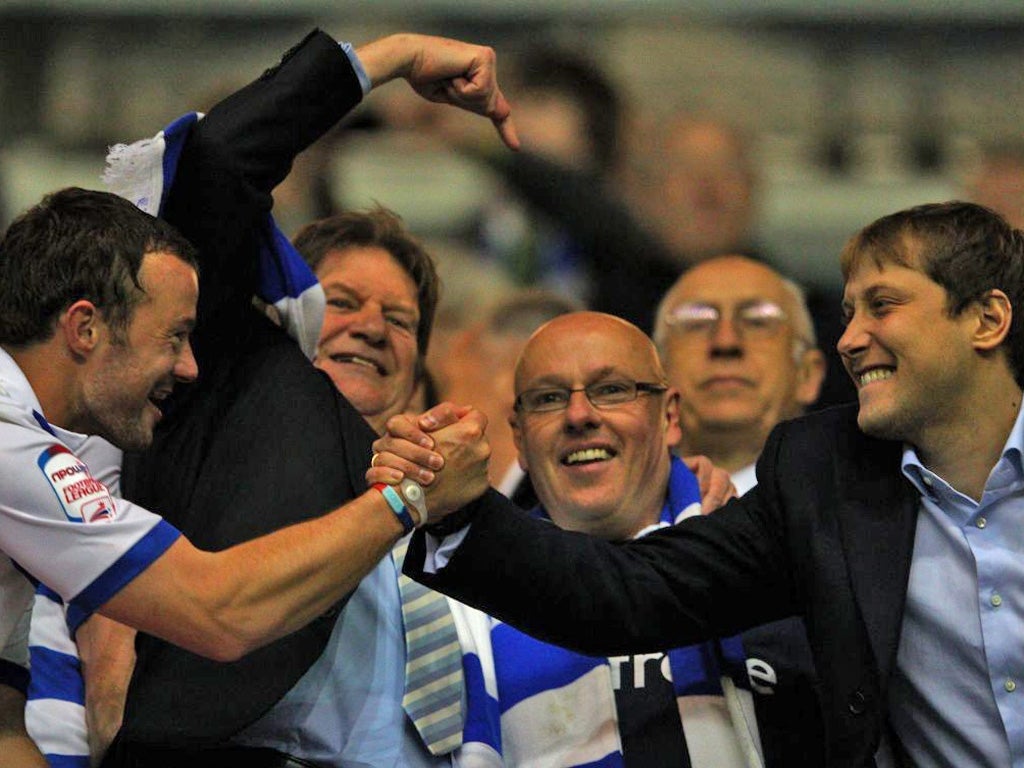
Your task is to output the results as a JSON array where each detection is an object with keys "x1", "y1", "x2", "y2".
[{"x1": 834, "y1": 432, "x2": 919, "y2": 683}]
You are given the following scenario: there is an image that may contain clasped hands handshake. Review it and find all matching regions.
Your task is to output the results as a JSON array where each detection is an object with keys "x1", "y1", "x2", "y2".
[{"x1": 367, "y1": 404, "x2": 491, "y2": 527}]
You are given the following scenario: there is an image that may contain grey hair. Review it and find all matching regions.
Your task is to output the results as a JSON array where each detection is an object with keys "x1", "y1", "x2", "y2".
[{"x1": 779, "y1": 275, "x2": 817, "y2": 362}]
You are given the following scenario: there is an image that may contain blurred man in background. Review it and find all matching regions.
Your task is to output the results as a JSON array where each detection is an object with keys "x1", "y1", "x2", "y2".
[{"x1": 654, "y1": 255, "x2": 825, "y2": 490}]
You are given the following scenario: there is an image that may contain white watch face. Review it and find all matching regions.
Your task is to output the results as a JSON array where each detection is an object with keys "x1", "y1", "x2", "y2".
[{"x1": 404, "y1": 483, "x2": 423, "y2": 503}]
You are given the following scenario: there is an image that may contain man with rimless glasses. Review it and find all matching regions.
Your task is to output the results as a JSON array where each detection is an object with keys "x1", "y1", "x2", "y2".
[{"x1": 654, "y1": 255, "x2": 826, "y2": 494}]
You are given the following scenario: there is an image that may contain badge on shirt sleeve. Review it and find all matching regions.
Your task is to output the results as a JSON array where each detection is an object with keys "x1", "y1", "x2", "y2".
[{"x1": 37, "y1": 444, "x2": 116, "y2": 523}]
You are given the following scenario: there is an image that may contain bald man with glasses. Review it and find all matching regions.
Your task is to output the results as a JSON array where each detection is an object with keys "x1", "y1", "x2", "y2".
[{"x1": 416, "y1": 312, "x2": 821, "y2": 767}]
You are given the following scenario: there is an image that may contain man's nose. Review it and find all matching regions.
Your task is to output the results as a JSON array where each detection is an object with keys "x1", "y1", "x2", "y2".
[
  {"x1": 347, "y1": 304, "x2": 387, "y2": 344},
  {"x1": 563, "y1": 389, "x2": 601, "y2": 429},
  {"x1": 837, "y1": 313, "x2": 869, "y2": 361},
  {"x1": 709, "y1": 315, "x2": 743, "y2": 352},
  {"x1": 175, "y1": 340, "x2": 199, "y2": 383}
]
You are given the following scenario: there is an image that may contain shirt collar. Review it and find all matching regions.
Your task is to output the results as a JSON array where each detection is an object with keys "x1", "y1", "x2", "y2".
[
  {"x1": 0, "y1": 346, "x2": 92, "y2": 451},
  {"x1": 901, "y1": 400, "x2": 1024, "y2": 496},
  {"x1": 0, "y1": 346, "x2": 45, "y2": 417},
  {"x1": 730, "y1": 462, "x2": 758, "y2": 496}
]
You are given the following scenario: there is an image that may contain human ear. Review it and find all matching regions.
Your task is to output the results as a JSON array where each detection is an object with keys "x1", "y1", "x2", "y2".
[
  {"x1": 662, "y1": 388, "x2": 683, "y2": 448},
  {"x1": 61, "y1": 300, "x2": 101, "y2": 357},
  {"x1": 971, "y1": 289, "x2": 1012, "y2": 352}
]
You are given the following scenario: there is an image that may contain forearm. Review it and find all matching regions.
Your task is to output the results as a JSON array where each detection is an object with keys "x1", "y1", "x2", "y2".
[
  {"x1": 409, "y1": 489, "x2": 791, "y2": 656},
  {"x1": 78, "y1": 616, "x2": 135, "y2": 765},
  {"x1": 355, "y1": 33, "x2": 419, "y2": 88},
  {"x1": 159, "y1": 29, "x2": 361, "y2": 333},
  {"x1": 100, "y1": 489, "x2": 404, "y2": 662},
  {"x1": 0, "y1": 685, "x2": 47, "y2": 768},
  {"x1": 355, "y1": 32, "x2": 516, "y2": 149}
]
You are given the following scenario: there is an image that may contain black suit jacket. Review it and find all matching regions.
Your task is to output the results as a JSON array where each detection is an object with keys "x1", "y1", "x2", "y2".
[
  {"x1": 116, "y1": 30, "x2": 376, "y2": 748},
  {"x1": 407, "y1": 404, "x2": 919, "y2": 767}
]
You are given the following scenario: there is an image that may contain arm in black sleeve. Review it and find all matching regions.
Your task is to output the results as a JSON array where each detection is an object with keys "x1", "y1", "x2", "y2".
[
  {"x1": 161, "y1": 29, "x2": 363, "y2": 343},
  {"x1": 406, "y1": 434, "x2": 800, "y2": 657},
  {"x1": 484, "y1": 150, "x2": 683, "y2": 330},
  {"x1": 488, "y1": 150, "x2": 676, "y2": 270}
]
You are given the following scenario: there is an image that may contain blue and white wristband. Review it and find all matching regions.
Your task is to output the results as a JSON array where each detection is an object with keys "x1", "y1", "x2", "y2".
[{"x1": 373, "y1": 482, "x2": 417, "y2": 533}]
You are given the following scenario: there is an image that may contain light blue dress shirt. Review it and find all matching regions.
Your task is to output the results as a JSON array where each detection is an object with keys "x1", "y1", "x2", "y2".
[
  {"x1": 233, "y1": 542, "x2": 451, "y2": 767},
  {"x1": 891, "y1": 403, "x2": 1024, "y2": 767}
]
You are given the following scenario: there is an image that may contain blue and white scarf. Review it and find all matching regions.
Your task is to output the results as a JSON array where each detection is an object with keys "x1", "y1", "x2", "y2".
[
  {"x1": 451, "y1": 457, "x2": 764, "y2": 768},
  {"x1": 102, "y1": 111, "x2": 325, "y2": 360}
]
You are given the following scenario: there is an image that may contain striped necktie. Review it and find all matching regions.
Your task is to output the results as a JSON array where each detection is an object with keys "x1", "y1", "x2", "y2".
[{"x1": 393, "y1": 537, "x2": 465, "y2": 755}]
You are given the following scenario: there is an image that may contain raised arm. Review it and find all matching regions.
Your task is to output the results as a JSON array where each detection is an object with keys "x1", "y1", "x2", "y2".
[
  {"x1": 163, "y1": 30, "x2": 515, "y2": 315},
  {"x1": 483, "y1": 150, "x2": 679, "y2": 330}
]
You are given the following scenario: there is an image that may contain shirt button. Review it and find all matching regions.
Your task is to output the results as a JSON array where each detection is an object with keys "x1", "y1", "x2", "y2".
[
  {"x1": 1006, "y1": 679, "x2": 1017, "y2": 693},
  {"x1": 977, "y1": 517, "x2": 987, "y2": 529},
  {"x1": 922, "y1": 476, "x2": 933, "y2": 487},
  {"x1": 992, "y1": 594, "x2": 1003, "y2": 607}
]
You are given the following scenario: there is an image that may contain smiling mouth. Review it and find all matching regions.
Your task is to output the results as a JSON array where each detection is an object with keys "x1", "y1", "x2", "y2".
[
  {"x1": 329, "y1": 353, "x2": 385, "y2": 375},
  {"x1": 563, "y1": 447, "x2": 616, "y2": 466},
  {"x1": 857, "y1": 368, "x2": 894, "y2": 387}
]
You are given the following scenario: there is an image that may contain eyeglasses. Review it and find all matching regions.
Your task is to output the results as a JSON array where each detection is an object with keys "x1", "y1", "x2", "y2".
[
  {"x1": 515, "y1": 380, "x2": 668, "y2": 414},
  {"x1": 663, "y1": 300, "x2": 790, "y2": 339}
]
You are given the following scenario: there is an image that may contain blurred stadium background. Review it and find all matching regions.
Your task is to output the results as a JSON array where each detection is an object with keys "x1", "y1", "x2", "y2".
[{"x1": 2, "y1": 1, "x2": 1023, "y2": 293}]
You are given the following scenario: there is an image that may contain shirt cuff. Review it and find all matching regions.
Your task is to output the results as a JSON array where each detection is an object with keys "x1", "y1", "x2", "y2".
[
  {"x1": 424, "y1": 524, "x2": 472, "y2": 574},
  {"x1": 340, "y1": 41, "x2": 372, "y2": 97}
]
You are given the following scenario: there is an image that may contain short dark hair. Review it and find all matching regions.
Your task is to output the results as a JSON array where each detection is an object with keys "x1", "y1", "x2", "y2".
[
  {"x1": 840, "y1": 200, "x2": 1024, "y2": 387},
  {"x1": 293, "y1": 206, "x2": 439, "y2": 355},
  {"x1": 0, "y1": 187, "x2": 198, "y2": 346}
]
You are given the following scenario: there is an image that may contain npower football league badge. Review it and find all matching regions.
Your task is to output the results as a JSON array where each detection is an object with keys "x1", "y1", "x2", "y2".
[{"x1": 38, "y1": 444, "x2": 115, "y2": 523}]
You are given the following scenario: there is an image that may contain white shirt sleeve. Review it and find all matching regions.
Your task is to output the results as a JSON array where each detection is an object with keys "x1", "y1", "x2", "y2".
[{"x1": 0, "y1": 418, "x2": 180, "y2": 626}]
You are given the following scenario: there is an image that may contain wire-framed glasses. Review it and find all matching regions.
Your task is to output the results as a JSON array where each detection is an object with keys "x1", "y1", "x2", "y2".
[{"x1": 515, "y1": 380, "x2": 668, "y2": 413}]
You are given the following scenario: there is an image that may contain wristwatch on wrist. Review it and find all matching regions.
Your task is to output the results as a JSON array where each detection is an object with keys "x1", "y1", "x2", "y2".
[{"x1": 398, "y1": 477, "x2": 429, "y2": 526}]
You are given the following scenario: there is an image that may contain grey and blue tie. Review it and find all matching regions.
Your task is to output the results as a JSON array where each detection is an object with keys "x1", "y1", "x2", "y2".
[{"x1": 393, "y1": 538, "x2": 465, "y2": 755}]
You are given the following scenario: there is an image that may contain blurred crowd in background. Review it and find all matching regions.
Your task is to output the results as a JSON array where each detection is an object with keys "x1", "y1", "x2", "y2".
[{"x1": 2, "y1": 4, "x2": 1024, "y2": 414}]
